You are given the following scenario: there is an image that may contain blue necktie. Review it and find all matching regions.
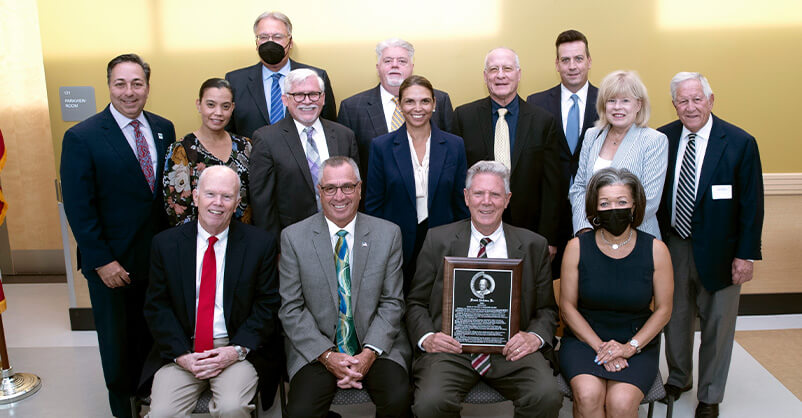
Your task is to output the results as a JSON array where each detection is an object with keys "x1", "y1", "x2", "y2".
[
  {"x1": 269, "y1": 73, "x2": 284, "y2": 124},
  {"x1": 566, "y1": 94, "x2": 580, "y2": 154}
]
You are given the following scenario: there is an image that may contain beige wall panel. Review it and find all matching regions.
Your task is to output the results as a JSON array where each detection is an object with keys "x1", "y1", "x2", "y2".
[
  {"x1": 0, "y1": 0, "x2": 61, "y2": 251},
  {"x1": 744, "y1": 194, "x2": 802, "y2": 294}
]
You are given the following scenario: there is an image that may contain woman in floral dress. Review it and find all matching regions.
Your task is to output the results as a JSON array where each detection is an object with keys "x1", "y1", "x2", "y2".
[{"x1": 163, "y1": 78, "x2": 252, "y2": 225}]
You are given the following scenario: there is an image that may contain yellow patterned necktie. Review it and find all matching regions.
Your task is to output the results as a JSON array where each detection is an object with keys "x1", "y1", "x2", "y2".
[
  {"x1": 390, "y1": 96, "x2": 404, "y2": 131},
  {"x1": 494, "y1": 108, "x2": 511, "y2": 169}
]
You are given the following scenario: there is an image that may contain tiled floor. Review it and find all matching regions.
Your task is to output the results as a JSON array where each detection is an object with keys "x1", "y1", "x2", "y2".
[{"x1": 1, "y1": 283, "x2": 800, "y2": 417}]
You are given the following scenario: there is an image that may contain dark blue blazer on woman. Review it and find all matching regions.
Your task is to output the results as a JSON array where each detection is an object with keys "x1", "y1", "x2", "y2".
[{"x1": 365, "y1": 123, "x2": 469, "y2": 265}]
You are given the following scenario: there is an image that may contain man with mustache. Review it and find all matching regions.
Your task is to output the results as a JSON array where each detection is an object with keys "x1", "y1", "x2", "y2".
[
  {"x1": 250, "y1": 68, "x2": 359, "y2": 241},
  {"x1": 225, "y1": 11, "x2": 337, "y2": 138},
  {"x1": 338, "y1": 37, "x2": 454, "y2": 180}
]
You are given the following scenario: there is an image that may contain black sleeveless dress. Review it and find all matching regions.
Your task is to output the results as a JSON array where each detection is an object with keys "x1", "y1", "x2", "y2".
[{"x1": 559, "y1": 230, "x2": 658, "y2": 394}]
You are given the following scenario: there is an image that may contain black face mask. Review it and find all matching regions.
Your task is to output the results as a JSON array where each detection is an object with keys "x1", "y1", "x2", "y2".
[
  {"x1": 596, "y1": 208, "x2": 632, "y2": 236},
  {"x1": 259, "y1": 41, "x2": 287, "y2": 65}
]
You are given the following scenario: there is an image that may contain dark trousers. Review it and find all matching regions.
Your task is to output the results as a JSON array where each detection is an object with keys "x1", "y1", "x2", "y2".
[
  {"x1": 87, "y1": 276, "x2": 152, "y2": 418},
  {"x1": 286, "y1": 359, "x2": 411, "y2": 418},
  {"x1": 402, "y1": 219, "x2": 429, "y2": 295}
]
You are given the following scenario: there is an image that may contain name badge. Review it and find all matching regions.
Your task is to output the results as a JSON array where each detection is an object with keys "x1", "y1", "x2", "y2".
[{"x1": 711, "y1": 185, "x2": 732, "y2": 200}]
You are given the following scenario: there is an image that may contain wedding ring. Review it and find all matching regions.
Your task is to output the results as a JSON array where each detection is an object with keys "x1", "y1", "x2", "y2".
[
  {"x1": 608, "y1": 350, "x2": 613, "y2": 355},
  {"x1": 615, "y1": 364, "x2": 620, "y2": 369},
  {"x1": 515, "y1": 348, "x2": 520, "y2": 353}
]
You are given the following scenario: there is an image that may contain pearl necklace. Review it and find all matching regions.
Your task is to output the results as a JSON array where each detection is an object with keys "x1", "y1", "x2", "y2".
[{"x1": 600, "y1": 228, "x2": 633, "y2": 250}]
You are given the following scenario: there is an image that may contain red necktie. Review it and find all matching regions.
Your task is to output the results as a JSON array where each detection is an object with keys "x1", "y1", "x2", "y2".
[
  {"x1": 129, "y1": 119, "x2": 156, "y2": 192},
  {"x1": 194, "y1": 236, "x2": 218, "y2": 352},
  {"x1": 472, "y1": 237, "x2": 493, "y2": 375}
]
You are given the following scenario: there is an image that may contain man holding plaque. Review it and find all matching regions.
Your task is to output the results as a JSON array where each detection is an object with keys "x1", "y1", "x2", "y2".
[{"x1": 406, "y1": 160, "x2": 562, "y2": 418}]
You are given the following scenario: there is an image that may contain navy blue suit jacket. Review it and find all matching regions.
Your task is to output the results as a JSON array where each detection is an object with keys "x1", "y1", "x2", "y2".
[
  {"x1": 657, "y1": 115, "x2": 764, "y2": 292},
  {"x1": 61, "y1": 105, "x2": 175, "y2": 282},
  {"x1": 365, "y1": 123, "x2": 469, "y2": 264},
  {"x1": 225, "y1": 60, "x2": 337, "y2": 138},
  {"x1": 338, "y1": 85, "x2": 454, "y2": 178}
]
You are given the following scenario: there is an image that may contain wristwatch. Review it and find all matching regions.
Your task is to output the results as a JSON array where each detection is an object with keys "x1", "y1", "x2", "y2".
[
  {"x1": 628, "y1": 339, "x2": 641, "y2": 354},
  {"x1": 233, "y1": 345, "x2": 248, "y2": 361}
]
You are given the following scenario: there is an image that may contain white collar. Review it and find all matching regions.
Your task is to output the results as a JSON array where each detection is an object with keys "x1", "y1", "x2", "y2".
[
  {"x1": 561, "y1": 81, "x2": 589, "y2": 105},
  {"x1": 109, "y1": 103, "x2": 146, "y2": 130},
  {"x1": 470, "y1": 221, "x2": 504, "y2": 243},
  {"x1": 325, "y1": 213, "x2": 357, "y2": 240},
  {"x1": 680, "y1": 114, "x2": 713, "y2": 141}
]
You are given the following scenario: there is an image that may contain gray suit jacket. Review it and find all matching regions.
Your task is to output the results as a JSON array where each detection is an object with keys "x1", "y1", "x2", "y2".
[
  {"x1": 279, "y1": 212, "x2": 411, "y2": 379},
  {"x1": 249, "y1": 117, "x2": 359, "y2": 239},
  {"x1": 568, "y1": 124, "x2": 668, "y2": 239}
]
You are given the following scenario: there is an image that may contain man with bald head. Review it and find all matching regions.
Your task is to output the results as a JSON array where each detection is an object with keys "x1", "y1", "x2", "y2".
[
  {"x1": 338, "y1": 37, "x2": 454, "y2": 177},
  {"x1": 452, "y1": 48, "x2": 563, "y2": 262},
  {"x1": 143, "y1": 166, "x2": 280, "y2": 417}
]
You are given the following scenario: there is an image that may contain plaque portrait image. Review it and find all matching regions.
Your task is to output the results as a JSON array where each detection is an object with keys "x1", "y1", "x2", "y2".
[{"x1": 441, "y1": 257, "x2": 522, "y2": 353}]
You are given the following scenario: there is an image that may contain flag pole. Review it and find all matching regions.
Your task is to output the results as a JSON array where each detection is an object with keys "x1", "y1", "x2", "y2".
[{"x1": 0, "y1": 294, "x2": 42, "y2": 404}]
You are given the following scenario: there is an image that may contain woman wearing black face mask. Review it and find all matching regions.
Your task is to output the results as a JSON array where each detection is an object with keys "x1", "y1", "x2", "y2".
[{"x1": 559, "y1": 167, "x2": 674, "y2": 418}]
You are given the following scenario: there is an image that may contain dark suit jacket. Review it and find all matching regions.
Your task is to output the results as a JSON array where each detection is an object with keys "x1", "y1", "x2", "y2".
[
  {"x1": 657, "y1": 115, "x2": 764, "y2": 292},
  {"x1": 526, "y1": 83, "x2": 599, "y2": 184},
  {"x1": 406, "y1": 219, "x2": 559, "y2": 351},
  {"x1": 225, "y1": 60, "x2": 337, "y2": 138},
  {"x1": 364, "y1": 124, "x2": 469, "y2": 265},
  {"x1": 527, "y1": 84, "x2": 599, "y2": 278},
  {"x1": 142, "y1": 220, "x2": 280, "y2": 394},
  {"x1": 61, "y1": 105, "x2": 175, "y2": 282},
  {"x1": 338, "y1": 84, "x2": 454, "y2": 178},
  {"x1": 249, "y1": 117, "x2": 359, "y2": 239},
  {"x1": 452, "y1": 96, "x2": 563, "y2": 244}
]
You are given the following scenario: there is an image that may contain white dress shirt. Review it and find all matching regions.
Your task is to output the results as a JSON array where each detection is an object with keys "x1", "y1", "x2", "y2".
[
  {"x1": 380, "y1": 85, "x2": 399, "y2": 131},
  {"x1": 195, "y1": 224, "x2": 229, "y2": 340},
  {"x1": 407, "y1": 132, "x2": 431, "y2": 224},
  {"x1": 293, "y1": 118, "x2": 330, "y2": 162},
  {"x1": 109, "y1": 104, "x2": 157, "y2": 175},
  {"x1": 560, "y1": 82, "x2": 590, "y2": 134},
  {"x1": 671, "y1": 116, "x2": 713, "y2": 227},
  {"x1": 468, "y1": 222, "x2": 507, "y2": 258}
]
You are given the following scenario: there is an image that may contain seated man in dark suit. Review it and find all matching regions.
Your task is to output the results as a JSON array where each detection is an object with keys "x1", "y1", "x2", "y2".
[
  {"x1": 60, "y1": 53, "x2": 175, "y2": 418},
  {"x1": 406, "y1": 160, "x2": 562, "y2": 418},
  {"x1": 250, "y1": 68, "x2": 359, "y2": 240},
  {"x1": 526, "y1": 29, "x2": 599, "y2": 279},
  {"x1": 143, "y1": 166, "x2": 280, "y2": 417},
  {"x1": 338, "y1": 37, "x2": 454, "y2": 178},
  {"x1": 452, "y1": 47, "x2": 563, "y2": 263},
  {"x1": 225, "y1": 11, "x2": 336, "y2": 138},
  {"x1": 279, "y1": 156, "x2": 411, "y2": 417}
]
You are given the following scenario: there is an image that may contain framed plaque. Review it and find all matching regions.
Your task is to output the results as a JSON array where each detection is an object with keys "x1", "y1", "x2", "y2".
[{"x1": 441, "y1": 257, "x2": 522, "y2": 353}]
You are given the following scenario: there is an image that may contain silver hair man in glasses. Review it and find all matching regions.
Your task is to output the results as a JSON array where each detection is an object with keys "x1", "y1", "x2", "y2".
[
  {"x1": 279, "y1": 156, "x2": 412, "y2": 417},
  {"x1": 250, "y1": 68, "x2": 359, "y2": 241}
]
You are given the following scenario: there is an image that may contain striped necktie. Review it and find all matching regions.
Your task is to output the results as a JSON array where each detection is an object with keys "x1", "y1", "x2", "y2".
[
  {"x1": 390, "y1": 96, "x2": 404, "y2": 131},
  {"x1": 674, "y1": 133, "x2": 697, "y2": 239},
  {"x1": 304, "y1": 127, "x2": 322, "y2": 210},
  {"x1": 471, "y1": 237, "x2": 493, "y2": 375},
  {"x1": 335, "y1": 230, "x2": 359, "y2": 355},
  {"x1": 494, "y1": 108, "x2": 511, "y2": 169},
  {"x1": 269, "y1": 73, "x2": 284, "y2": 124}
]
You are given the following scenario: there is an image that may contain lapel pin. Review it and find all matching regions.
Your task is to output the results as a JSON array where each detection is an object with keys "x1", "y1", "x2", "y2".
[
  {"x1": 361, "y1": 242, "x2": 368, "y2": 247},
  {"x1": 157, "y1": 133, "x2": 163, "y2": 140}
]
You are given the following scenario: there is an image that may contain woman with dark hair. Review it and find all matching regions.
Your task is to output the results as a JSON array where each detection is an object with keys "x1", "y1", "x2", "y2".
[
  {"x1": 163, "y1": 78, "x2": 252, "y2": 225},
  {"x1": 560, "y1": 167, "x2": 673, "y2": 418},
  {"x1": 366, "y1": 75, "x2": 469, "y2": 292}
]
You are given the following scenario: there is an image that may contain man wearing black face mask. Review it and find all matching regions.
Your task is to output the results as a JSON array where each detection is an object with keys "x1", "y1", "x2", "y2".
[{"x1": 225, "y1": 11, "x2": 337, "y2": 139}]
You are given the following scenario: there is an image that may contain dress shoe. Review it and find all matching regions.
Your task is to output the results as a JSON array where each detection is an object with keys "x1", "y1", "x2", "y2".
[
  {"x1": 695, "y1": 402, "x2": 719, "y2": 418},
  {"x1": 659, "y1": 383, "x2": 692, "y2": 404}
]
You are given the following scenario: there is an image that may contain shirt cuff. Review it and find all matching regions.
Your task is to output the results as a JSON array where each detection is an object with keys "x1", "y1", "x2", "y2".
[
  {"x1": 529, "y1": 332, "x2": 545, "y2": 350},
  {"x1": 418, "y1": 332, "x2": 434, "y2": 351},
  {"x1": 364, "y1": 344, "x2": 383, "y2": 356}
]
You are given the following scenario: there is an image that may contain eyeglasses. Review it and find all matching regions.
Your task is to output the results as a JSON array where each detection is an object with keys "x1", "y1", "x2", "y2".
[
  {"x1": 256, "y1": 33, "x2": 289, "y2": 43},
  {"x1": 485, "y1": 65, "x2": 517, "y2": 75},
  {"x1": 319, "y1": 182, "x2": 360, "y2": 196},
  {"x1": 286, "y1": 91, "x2": 323, "y2": 102}
]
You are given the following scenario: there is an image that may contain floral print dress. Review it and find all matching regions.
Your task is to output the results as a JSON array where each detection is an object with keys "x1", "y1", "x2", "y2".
[{"x1": 163, "y1": 132, "x2": 252, "y2": 226}]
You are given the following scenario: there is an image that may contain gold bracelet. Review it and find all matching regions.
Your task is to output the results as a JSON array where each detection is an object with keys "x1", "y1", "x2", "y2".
[{"x1": 323, "y1": 350, "x2": 333, "y2": 364}]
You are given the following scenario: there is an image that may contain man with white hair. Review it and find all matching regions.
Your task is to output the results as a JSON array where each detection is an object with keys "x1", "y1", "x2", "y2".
[
  {"x1": 338, "y1": 37, "x2": 454, "y2": 177},
  {"x1": 250, "y1": 68, "x2": 359, "y2": 240},
  {"x1": 226, "y1": 11, "x2": 337, "y2": 138},
  {"x1": 657, "y1": 72, "x2": 763, "y2": 418},
  {"x1": 452, "y1": 47, "x2": 563, "y2": 262}
]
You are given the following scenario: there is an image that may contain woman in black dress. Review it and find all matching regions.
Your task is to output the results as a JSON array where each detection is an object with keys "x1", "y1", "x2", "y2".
[{"x1": 560, "y1": 167, "x2": 673, "y2": 417}]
